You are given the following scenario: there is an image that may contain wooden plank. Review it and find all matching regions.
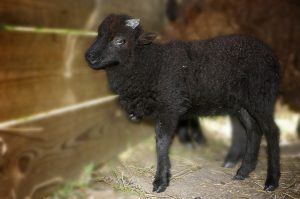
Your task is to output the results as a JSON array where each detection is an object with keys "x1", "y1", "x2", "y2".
[
  {"x1": 0, "y1": 31, "x2": 94, "y2": 80},
  {"x1": 0, "y1": 99, "x2": 153, "y2": 199},
  {"x1": 0, "y1": 0, "x2": 95, "y2": 30},
  {"x1": 0, "y1": 0, "x2": 166, "y2": 31},
  {"x1": 0, "y1": 72, "x2": 110, "y2": 121},
  {"x1": 0, "y1": 31, "x2": 112, "y2": 121}
]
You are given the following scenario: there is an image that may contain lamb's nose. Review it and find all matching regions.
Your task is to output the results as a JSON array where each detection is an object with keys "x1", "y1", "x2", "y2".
[{"x1": 85, "y1": 52, "x2": 97, "y2": 64}]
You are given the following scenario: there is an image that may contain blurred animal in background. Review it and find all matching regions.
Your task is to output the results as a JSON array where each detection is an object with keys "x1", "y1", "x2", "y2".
[
  {"x1": 175, "y1": 116, "x2": 247, "y2": 168},
  {"x1": 86, "y1": 14, "x2": 281, "y2": 193},
  {"x1": 175, "y1": 117, "x2": 206, "y2": 146}
]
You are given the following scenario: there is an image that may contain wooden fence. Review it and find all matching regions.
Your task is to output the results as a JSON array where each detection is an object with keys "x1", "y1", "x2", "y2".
[{"x1": 0, "y1": 0, "x2": 166, "y2": 198}]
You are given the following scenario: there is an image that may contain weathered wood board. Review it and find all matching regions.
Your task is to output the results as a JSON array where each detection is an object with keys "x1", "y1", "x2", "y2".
[
  {"x1": 0, "y1": 0, "x2": 167, "y2": 31},
  {"x1": 0, "y1": 31, "x2": 110, "y2": 121}
]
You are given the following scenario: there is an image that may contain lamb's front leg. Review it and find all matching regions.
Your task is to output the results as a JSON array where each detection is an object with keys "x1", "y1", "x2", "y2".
[{"x1": 153, "y1": 116, "x2": 178, "y2": 193}]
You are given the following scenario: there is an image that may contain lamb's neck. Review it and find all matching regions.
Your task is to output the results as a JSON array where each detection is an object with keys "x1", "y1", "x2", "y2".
[
  {"x1": 106, "y1": 63, "x2": 156, "y2": 97},
  {"x1": 106, "y1": 43, "x2": 162, "y2": 96}
]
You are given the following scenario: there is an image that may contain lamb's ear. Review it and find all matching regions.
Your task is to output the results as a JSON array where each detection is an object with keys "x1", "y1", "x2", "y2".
[{"x1": 137, "y1": 32, "x2": 158, "y2": 45}]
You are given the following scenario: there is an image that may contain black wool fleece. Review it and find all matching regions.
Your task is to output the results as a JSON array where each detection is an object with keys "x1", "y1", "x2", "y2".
[{"x1": 85, "y1": 14, "x2": 281, "y2": 193}]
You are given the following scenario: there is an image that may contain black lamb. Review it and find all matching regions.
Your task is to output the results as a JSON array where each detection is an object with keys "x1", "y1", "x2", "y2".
[{"x1": 85, "y1": 14, "x2": 281, "y2": 193}]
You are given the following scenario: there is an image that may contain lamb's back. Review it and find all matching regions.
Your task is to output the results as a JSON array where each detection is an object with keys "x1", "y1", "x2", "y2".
[{"x1": 157, "y1": 35, "x2": 280, "y2": 114}]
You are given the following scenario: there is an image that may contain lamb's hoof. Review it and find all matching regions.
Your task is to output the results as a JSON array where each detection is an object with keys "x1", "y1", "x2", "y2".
[
  {"x1": 153, "y1": 177, "x2": 169, "y2": 193},
  {"x1": 264, "y1": 177, "x2": 279, "y2": 191},
  {"x1": 233, "y1": 174, "x2": 245, "y2": 180},
  {"x1": 153, "y1": 182, "x2": 168, "y2": 193},
  {"x1": 264, "y1": 184, "x2": 277, "y2": 192},
  {"x1": 223, "y1": 161, "x2": 236, "y2": 168}
]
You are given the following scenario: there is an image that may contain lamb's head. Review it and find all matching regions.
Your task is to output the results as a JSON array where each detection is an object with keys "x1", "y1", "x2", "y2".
[{"x1": 85, "y1": 14, "x2": 157, "y2": 70}]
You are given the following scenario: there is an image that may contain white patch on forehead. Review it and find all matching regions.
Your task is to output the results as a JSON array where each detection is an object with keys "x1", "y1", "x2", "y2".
[{"x1": 125, "y1": 19, "x2": 140, "y2": 29}]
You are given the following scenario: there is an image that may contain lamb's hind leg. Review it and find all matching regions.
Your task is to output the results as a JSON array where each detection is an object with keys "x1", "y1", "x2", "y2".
[
  {"x1": 223, "y1": 116, "x2": 247, "y2": 168},
  {"x1": 233, "y1": 108, "x2": 262, "y2": 180},
  {"x1": 258, "y1": 115, "x2": 280, "y2": 191}
]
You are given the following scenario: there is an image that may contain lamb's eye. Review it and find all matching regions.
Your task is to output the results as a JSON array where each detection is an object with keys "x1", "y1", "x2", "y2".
[{"x1": 113, "y1": 38, "x2": 126, "y2": 46}]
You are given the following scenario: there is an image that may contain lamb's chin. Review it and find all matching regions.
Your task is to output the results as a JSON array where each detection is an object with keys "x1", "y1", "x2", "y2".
[{"x1": 90, "y1": 61, "x2": 120, "y2": 70}]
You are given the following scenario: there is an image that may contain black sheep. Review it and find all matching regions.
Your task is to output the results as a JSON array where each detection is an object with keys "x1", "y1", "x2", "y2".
[{"x1": 86, "y1": 14, "x2": 281, "y2": 193}]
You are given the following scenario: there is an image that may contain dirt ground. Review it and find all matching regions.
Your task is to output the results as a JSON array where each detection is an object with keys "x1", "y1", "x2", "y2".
[{"x1": 49, "y1": 131, "x2": 300, "y2": 199}]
